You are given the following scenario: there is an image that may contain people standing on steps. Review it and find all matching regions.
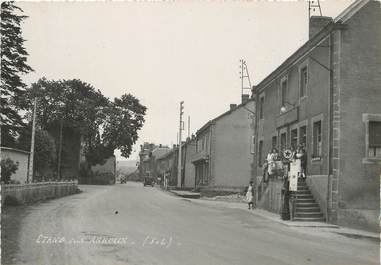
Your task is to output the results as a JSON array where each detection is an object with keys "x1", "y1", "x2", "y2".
[
  {"x1": 264, "y1": 148, "x2": 279, "y2": 183},
  {"x1": 296, "y1": 145, "x2": 307, "y2": 179}
]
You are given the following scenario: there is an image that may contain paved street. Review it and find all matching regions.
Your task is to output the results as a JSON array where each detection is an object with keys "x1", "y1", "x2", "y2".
[{"x1": 2, "y1": 182, "x2": 379, "y2": 265}]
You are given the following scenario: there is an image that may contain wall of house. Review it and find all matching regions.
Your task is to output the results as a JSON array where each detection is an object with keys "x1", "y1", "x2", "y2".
[
  {"x1": 1, "y1": 148, "x2": 29, "y2": 184},
  {"x1": 212, "y1": 101, "x2": 254, "y2": 189},
  {"x1": 335, "y1": 1, "x2": 381, "y2": 231},
  {"x1": 183, "y1": 140, "x2": 196, "y2": 188},
  {"x1": 194, "y1": 126, "x2": 212, "y2": 187},
  {"x1": 255, "y1": 37, "x2": 331, "y2": 179}
]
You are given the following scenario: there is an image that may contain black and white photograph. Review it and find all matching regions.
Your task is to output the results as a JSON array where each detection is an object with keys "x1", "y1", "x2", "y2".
[{"x1": 0, "y1": 0, "x2": 380, "y2": 264}]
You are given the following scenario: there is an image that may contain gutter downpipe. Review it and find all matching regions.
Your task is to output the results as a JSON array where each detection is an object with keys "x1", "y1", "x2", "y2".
[
  {"x1": 253, "y1": 91, "x2": 259, "y2": 206},
  {"x1": 326, "y1": 33, "x2": 334, "y2": 222}
]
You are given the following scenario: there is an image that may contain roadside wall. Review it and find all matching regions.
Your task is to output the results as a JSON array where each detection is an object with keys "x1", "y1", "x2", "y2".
[
  {"x1": 1, "y1": 182, "x2": 79, "y2": 206},
  {"x1": 257, "y1": 178, "x2": 283, "y2": 214}
]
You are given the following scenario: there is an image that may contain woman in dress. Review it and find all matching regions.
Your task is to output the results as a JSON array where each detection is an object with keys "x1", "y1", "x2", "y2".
[
  {"x1": 296, "y1": 145, "x2": 307, "y2": 179},
  {"x1": 266, "y1": 148, "x2": 279, "y2": 178},
  {"x1": 246, "y1": 181, "x2": 255, "y2": 209}
]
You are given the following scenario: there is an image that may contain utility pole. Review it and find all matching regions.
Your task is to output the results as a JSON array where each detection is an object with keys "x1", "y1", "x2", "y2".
[
  {"x1": 57, "y1": 117, "x2": 64, "y2": 180},
  {"x1": 27, "y1": 97, "x2": 37, "y2": 183},
  {"x1": 177, "y1": 101, "x2": 184, "y2": 188},
  {"x1": 239, "y1": 59, "x2": 252, "y2": 99},
  {"x1": 187, "y1": 115, "x2": 190, "y2": 139}
]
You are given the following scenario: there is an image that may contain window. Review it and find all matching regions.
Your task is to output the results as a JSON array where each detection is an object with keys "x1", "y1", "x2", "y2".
[
  {"x1": 203, "y1": 163, "x2": 209, "y2": 184},
  {"x1": 206, "y1": 133, "x2": 209, "y2": 150},
  {"x1": 280, "y1": 133, "x2": 287, "y2": 151},
  {"x1": 313, "y1": 121, "x2": 322, "y2": 158},
  {"x1": 258, "y1": 140, "x2": 263, "y2": 166},
  {"x1": 281, "y1": 78, "x2": 288, "y2": 106},
  {"x1": 300, "y1": 66, "x2": 308, "y2": 98},
  {"x1": 299, "y1": 125, "x2": 307, "y2": 147},
  {"x1": 272, "y1": 136, "x2": 277, "y2": 149},
  {"x1": 291, "y1": 129, "x2": 298, "y2": 149},
  {"x1": 368, "y1": 121, "x2": 381, "y2": 158},
  {"x1": 259, "y1": 96, "x2": 264, "y2": 119},
  {"x1": 250, "y1": 136, "x2": 255, "y2": 154}
]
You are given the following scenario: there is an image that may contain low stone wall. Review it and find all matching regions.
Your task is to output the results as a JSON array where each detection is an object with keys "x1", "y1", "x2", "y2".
[
  {"x1": 1, "y1": 182, "x2": 79, "y2": 206},
  {"x1": 257, "y1": 177, "x2": 283, "y2": 214}
]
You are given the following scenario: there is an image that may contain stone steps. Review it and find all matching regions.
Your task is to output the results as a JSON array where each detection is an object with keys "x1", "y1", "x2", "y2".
[{"x1": 293, "y1": 178, "x2": 325, "y2": 222}]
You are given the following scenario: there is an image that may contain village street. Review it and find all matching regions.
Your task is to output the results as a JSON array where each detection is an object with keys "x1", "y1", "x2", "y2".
[{"x1": 2, "y1": 182, "x2": 379, "y2": 265}]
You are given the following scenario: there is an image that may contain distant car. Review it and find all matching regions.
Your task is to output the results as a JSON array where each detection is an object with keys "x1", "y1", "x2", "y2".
[
  {"x1": 143, "y1": 177, "x2": 155, "y2": 187},
  {"x1": 120, "y1": 176, "x2": 127, "y2": 184}
]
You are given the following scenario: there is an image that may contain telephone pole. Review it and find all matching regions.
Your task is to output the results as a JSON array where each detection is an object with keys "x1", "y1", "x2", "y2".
[
  {"x1": 177, "y1": 101, "x2": 184, "y2": 188},
  {"x1": 27, "y1": 97, "x2": 37, "y2": 183}
]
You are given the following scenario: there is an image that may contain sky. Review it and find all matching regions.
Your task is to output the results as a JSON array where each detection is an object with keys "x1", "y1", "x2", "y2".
[{"x1": 18, "y1": 0, "x2": 355, "y2": 161}]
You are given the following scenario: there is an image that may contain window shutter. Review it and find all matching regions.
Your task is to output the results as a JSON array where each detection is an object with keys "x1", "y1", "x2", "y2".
[{"x1": 369, "y1": 121, "x2": 381, "y2": 146}]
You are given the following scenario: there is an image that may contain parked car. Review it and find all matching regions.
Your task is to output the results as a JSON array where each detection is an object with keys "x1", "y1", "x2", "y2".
[
  {"x1": 143, "y1": 177, "x2": 155, "y2": 187},
  {"x1": 120, "y1": 176, "x2": 127, "y2": 184}
]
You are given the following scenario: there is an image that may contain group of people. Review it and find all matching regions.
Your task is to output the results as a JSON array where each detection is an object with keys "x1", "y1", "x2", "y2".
[
  {"x1": 245, "y1": 145, "x2": 308, "y2": 210},
  {"x1": 263, "y1": 145, "x2": 307, "y2": 183}
]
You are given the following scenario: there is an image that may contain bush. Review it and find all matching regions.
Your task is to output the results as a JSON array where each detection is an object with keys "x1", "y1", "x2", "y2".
[
  {"x1": 3, "y1": 195, "x2": 20, "y2": 206},
  {"x1": 1, "y1": 158, "x2": 19, "y2": 184}
]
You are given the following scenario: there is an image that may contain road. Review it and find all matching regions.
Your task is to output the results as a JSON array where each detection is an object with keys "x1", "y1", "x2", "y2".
[{"x1": 2, "y1": 182, "x2": 379, "y2": 265}]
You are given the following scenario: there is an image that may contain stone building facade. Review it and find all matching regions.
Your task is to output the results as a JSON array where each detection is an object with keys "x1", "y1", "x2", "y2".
[
  {"x1": 192, "y1": 98, "x2": 255, "y2": 191},
  {"x1": 253, "y1": 0, "x2": 381, "y2": 231}
]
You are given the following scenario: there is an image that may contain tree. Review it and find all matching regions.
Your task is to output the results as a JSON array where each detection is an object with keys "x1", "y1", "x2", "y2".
[
  {"x1": 1, "y1": 158, "x2": 19, "y2": 184},
  {"x1": 103, "y1": 94, "x2": 146, "y2": 158},
  {"x1": 23, "y1": 78, "x2": 147, "y2": 175},
  {"x1": 17, "y1": 127, "x2": 56, "y2": 176},
  {"x1": 1, "y1": 1, "x2": 33, "y2": 127}
]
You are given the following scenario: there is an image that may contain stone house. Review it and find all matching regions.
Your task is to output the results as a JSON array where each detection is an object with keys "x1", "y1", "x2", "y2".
[
  {"x1": 1, "y1": 147, "x2": 30, "y2": 184},
  {"x1": 181, "y1": 137, "x2": 197, "y2": 188},
  {"x1": 192, "y1": 96, "x2": 255, "y2": 191},
  {"x1": 252, "y1": 0, "x2": 381, "y2": 231}
]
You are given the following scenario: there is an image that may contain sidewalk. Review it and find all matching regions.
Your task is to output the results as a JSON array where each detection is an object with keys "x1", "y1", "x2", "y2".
[
  {"x1": 188, "y1": 197, "x2": 379, "y2": 240},
  {"x1": 168, "y1": 189, "x2": 201, "y2": 199}
]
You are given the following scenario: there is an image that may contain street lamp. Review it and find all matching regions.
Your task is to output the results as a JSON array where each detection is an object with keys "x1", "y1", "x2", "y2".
[{"x1": 280, "y1": 101, "x2": 297, "y2": 114}]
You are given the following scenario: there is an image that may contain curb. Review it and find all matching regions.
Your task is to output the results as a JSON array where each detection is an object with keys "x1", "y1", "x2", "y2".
[{"x1": 190, "y1": 198, "x2": 379, "y2": 239}]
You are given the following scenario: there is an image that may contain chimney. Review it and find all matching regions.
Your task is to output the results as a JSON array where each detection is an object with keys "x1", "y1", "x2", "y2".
[
  {"x1": 241, "y1": 94, "x2": 250, "y2": 104},
  {"x1": 230, "y1": 104, "x2": 237, "y2": 110},
  {"x1": 251, "y1": 85, "x2": 257, "y2": 96},
  {"x1": 309, "y1": 16, "x2": 333, "y2": 39}
]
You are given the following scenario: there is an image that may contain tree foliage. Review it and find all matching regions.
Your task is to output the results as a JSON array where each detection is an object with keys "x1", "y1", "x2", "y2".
[
  {"x1": 17, "y1": 127, "x2": 56, "y2": 174},
  {"x1": 1, "y1": 158, "x2": 19, "y2": 184},
  {"x1": 1, "y1": 1, "x2": 33, "y2": 126},
  {"x1": 23, "y1": 78, "x2": 147, "y2": 168}
]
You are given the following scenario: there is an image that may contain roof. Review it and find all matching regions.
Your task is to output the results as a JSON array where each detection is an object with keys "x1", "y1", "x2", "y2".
[
  {"x1": 151, "y1": 147, "x2": 170, "y2": 158},
  {"x1": 156, "y1": 149, "x2": 175, "y2": 161},
  {"x1": 335, "y1": 0, "x2": 370, "y2": 23},
  {"x1": 1, "y1": 146, "x2": 30, "y2": 155},
  {"x1": 196, "y1": 98, "x2": 255, "y2": 135},
  {"x1": 255, "y1": 0, "x2": 371, "y2": 92}
]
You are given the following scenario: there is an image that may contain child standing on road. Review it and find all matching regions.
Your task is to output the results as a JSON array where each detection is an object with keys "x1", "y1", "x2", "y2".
[{"x1": 246, "y1": 181, "x2": 255, "y2": 210}]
